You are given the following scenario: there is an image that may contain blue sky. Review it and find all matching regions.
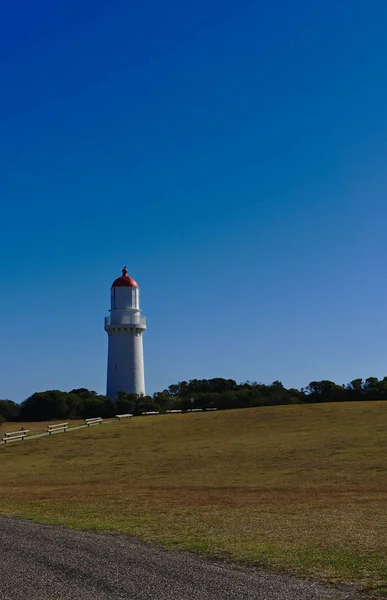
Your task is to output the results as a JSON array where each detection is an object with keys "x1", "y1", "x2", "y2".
[{"x1": 1, "y1": 0, "x2": 387, "y2": 402}]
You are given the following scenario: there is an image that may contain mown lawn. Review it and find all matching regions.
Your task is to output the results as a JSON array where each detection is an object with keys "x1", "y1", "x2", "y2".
[
  {"x1": 0, "y1": 419, "x2": 85, "y2": 436},
  {"x1": 0, "y1": 403, "x2": 386, "y2": 595}
]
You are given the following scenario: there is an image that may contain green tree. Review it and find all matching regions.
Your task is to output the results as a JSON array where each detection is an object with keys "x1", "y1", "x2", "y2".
[
  {"x1": 303, "y1": 381, "x2": 344, "y2": 402},
  {"x1": 20, "y1": 391, "x2": 69, "y2": 421},
  {"x1": 115, "y1": 391, "x2": 136, "y2": 415},
  {"x1": 0, "y1": 400, "x2": 20, "y2": 421}
]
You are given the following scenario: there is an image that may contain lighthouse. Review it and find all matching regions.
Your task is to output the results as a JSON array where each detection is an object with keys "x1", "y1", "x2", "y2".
[{"x1": 104, "y1": 267, "x2": 146, "y2": 399}]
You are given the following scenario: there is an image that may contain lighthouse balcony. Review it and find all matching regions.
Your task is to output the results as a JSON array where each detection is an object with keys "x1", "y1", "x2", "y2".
[{"x1": 105, "y1": 315, "x2": 146, "y2": 329}]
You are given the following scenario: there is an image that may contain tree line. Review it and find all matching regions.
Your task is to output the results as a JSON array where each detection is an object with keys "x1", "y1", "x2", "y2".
[{"x1": 1, "y1": 376, "x2": 387, "y2": 423}]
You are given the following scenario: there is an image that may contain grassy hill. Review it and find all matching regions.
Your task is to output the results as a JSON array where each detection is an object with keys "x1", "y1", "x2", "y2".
[
  {"x1": 1, "y1": 402, "x2": 386, "y2": 595},
  {"x1": 0, "y1": 419, "x2": 85, "y2": 435}
]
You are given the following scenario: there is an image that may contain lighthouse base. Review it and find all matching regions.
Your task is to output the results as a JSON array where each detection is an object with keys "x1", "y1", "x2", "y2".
[{"x1": 106, "y1": 327, "x2": 145, "y2": 399}]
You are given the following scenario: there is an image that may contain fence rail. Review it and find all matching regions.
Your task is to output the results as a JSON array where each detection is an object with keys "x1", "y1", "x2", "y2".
[
  {"x1": 2, "y1": 430, "x2": 29, "y2": 443},
  {"x1": 48, "y1": 423, "x2": 68, "y2": 435},
  {"x1": 85, "y1": 417, "x2": 103, "y2": 426}
]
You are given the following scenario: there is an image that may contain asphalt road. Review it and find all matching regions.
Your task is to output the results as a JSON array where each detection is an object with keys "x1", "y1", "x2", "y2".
[{"x1": 0, "y1": 517, "x2": 361, "y2": 600}]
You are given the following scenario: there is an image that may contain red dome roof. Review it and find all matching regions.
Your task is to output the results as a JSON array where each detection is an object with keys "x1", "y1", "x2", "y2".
[{"x1": 112, "y1": 267, "x2": 139, "y2": 288}]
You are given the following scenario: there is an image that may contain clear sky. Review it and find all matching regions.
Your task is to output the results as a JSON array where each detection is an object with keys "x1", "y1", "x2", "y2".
[{"x1": 1, "y1": 0, "x2": 387, "y2": 402}]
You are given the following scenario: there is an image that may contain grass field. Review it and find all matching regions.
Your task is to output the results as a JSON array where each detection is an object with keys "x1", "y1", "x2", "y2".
[
  {"x1": 0, "y1": 403, "x2": 386, "y2": 595},
  {"x1": 1, "y1": 419, "x2": 85, "y2": 436}
]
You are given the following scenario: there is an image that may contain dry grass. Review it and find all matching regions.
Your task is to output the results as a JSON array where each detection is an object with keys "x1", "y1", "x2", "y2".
[
  {"x1": 0, "y1": 419, "x2": 85, "y2": 436},
  {"x1": 0, "y1": 403, "x2": 386, "y2": 594}
]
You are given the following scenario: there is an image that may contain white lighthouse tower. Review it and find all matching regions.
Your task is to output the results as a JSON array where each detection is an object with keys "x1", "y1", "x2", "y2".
[{"x1": 104, "y1": 267, "x2": 146, "y2": 399}]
